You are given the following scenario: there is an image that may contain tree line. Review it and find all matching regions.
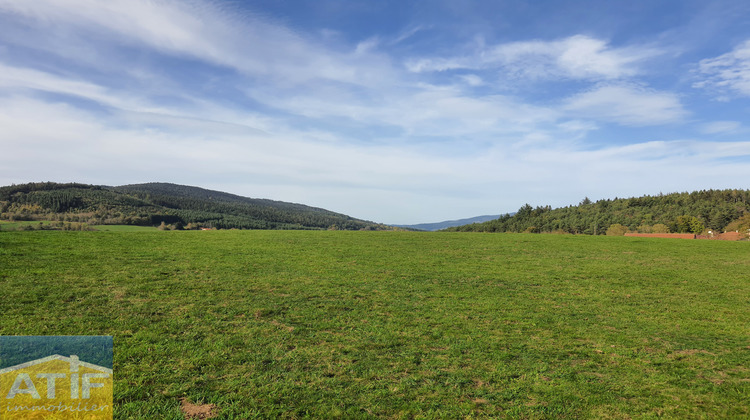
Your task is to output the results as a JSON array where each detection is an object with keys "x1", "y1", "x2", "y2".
[{"x1": 445, "y1": 190, "x2": 750, "y2": 235}]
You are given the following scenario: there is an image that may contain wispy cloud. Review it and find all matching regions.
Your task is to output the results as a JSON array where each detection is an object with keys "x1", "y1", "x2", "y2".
[
  {"x1": 563, "y1": 84, "x2": 687, "y2": 126},
  {"x1": 406, "y1": 35, "x2": 661, "y2": 81},
  {"x1": 699, "y1": 120, "x2": 741, "y2": 135},
  {"x1": 694, "y1": 39, "x2": 750, "y2": 97},
  {"x1": 0, "y1": 63, "x2": 175, "y2": 114},
  {"x1": 0, "y1": 0, "x2": 392, "y2": 87}
]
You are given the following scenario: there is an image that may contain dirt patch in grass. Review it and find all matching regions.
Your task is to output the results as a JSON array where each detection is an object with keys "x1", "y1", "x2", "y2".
[{"x1": 180, "y1": 398, "x2": 217, "y2": 419}]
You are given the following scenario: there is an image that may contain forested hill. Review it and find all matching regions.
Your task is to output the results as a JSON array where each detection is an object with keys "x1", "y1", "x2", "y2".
[
  {"x1": 444, "y1": 190, "x2": 750, "y2": 235},
  {"x1": 0, "y1": 182, "x2": 388, "y2": 230}
]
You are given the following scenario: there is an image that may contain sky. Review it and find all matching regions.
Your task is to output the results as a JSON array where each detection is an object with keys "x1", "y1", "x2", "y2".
[{"x1": 1, "y1": 0, "x2": 750, "y2": 225}]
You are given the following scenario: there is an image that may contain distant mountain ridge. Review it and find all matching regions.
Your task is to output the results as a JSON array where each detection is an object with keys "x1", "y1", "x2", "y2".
[
  {"x1": 397, "y1": 214, "x2": 503, "y2": 231},
  {"x1": 0, "y1": 182, "x2": 388, "y2": 230}
]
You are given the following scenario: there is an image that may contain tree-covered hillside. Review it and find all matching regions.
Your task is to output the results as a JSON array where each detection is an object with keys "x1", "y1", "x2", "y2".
[
  {"x1": 0, "y1": 182, "x2": 388, "y2": 230},
  {"x1": 445, "y1": 190, "x2": 750, "y2": 235}
]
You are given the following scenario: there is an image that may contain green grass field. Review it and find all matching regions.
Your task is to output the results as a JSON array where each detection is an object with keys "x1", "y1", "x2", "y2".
[
  {"x1": 0, "y1": 231, "x2": 748, "y2": 418},
  {"x1": 0, "y1": 221, "x2": 157, "y2": 231},
  {"x1": 0, "y1": 220, "x2": 55, "y2": 230},
  {"x1": 92, "y1": 225, "x2": 159, "y2": 232}
]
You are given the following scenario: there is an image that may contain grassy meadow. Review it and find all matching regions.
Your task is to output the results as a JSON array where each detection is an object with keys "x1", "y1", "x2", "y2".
[
  {"x1": 0, "y1": 221, "x2": 157, "y2": 231},
  {"x1": 0, "y1": 230, "x2": 748, "y2": 418}
]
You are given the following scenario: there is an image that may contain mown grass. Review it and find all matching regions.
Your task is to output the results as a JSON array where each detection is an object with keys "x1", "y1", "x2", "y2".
[{"x1": 0, "y1": 230, "x2": 748, "y2": 418}]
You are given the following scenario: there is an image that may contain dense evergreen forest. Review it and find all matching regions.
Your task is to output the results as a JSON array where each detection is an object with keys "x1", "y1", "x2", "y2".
[
  {"x1": 0, "y1": 182, "x2": 388, "y2": 230},
  {"x1": 445, "y1": 190, "x2": 750, "y2": 236}
]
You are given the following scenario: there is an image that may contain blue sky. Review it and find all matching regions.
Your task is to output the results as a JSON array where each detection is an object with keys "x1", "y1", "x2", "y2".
[{"x1": 1, "y1": 0, "x2": 749, "y2": 224}]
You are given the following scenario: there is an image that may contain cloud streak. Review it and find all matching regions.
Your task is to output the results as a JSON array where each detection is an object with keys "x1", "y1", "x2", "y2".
[
  {"x1": 694, "y1": 39, "x2": 750, "y2": 97},
  {"x1": 564, "y1": 84, "x2": 687, "y2": 126},
  {"x1": 406, "y1": 35, "x2": 661, "y2": 80}
]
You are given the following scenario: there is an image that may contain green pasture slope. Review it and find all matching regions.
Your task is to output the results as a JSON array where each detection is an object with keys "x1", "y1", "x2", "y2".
[
  {"x1": 0, "y1": 221, "x2": 157, "y2": 231},
  {"x1": 0, "y1": 231, "x2": 748, "y2": 418}
]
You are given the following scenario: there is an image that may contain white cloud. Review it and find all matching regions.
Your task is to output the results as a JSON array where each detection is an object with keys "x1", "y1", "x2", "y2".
[
  {"x1": 0, "y1": 2, "x2": 671, "y2": 138},
  {"x1": 0, "y1": 63, "x2": 106, "y2": 98},
  {"x1": 248, "y1": 83, "x2": 559, "y2": 141},
  {"x1": 487, "y1": 35, "x2": 652, "y2": 80},
  {"x1": 406, "y1": 35, "x2": 661, "y2": 81},
  {"x1": 391, "y1": 25, "x2": 426, "y2": 45},
  {"x1": 355, "y1": 37, "x2": 380, "y2": 54},
  {"x1": 0, "y1": 0, "x2": 393, "y2": 88},
  {"x1": 0, "y1": 63, "x2": 173, "y2": 114},
  {"x1": 564, "y1": 84, "x2": 687, "y2": 126},
  {"x1": 699, "y1": 120, "x2": 741, "y2": 134},
  {"x1": 406, "y1": 57, "x2": 467, "y2": 73},
  {"x1": 0, "y1": 0, "x2": 214, "y2": 55},
  {"x1": 694, "y1": 39, "x2": 750, "y2": 96},
  {"x1": 459, "y1": 74, "x2": 484, "y2": 86}
]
